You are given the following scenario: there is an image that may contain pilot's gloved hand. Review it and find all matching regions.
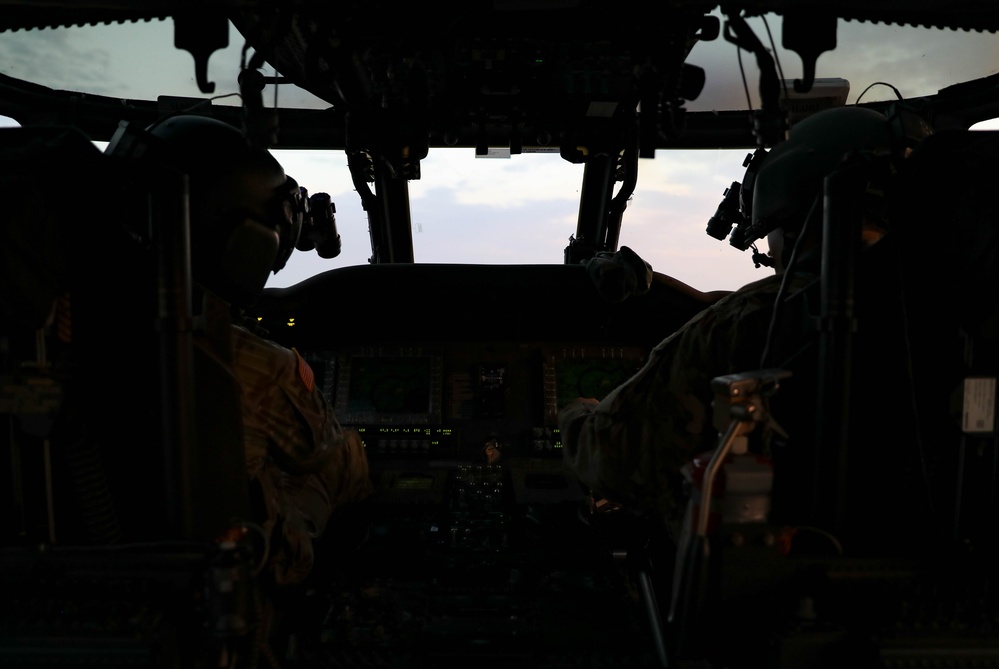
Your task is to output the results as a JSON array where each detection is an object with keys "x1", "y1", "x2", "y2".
[{"x1": 584, "y1": 245, "x2": 653, "y2": 303}]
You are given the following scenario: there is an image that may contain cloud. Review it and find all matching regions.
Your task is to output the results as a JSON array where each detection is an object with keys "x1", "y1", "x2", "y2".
[
  {"x1": 267, "y1": 146, "x2": 768, "y2": 293},
  {"x1": 0, "y1": 27, "x2": 114, "y2": 94},
  {"x1": 412, "y1": 150, "x2": 584, "y2": 207},
  {"x1": 687, "y1": 13, "x2": 999, "y2": 111},
  {"x1": 8, "y1": 14, "x2": 981, "y2": 296}
]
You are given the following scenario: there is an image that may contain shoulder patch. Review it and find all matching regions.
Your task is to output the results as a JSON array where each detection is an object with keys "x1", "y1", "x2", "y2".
[{"x1": 293, "y1": 348, "x2": 315, "y2": 393}]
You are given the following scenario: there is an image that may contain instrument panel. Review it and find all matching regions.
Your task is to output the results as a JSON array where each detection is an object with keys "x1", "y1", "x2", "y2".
[
  {"x1": 301, "y1": 342, "x2": 646, "y2": 462},
  {"x1": 247, "y1": 265, "x2": 683, "y2": 666},
  {"x1": 251, "y1": 263, "x2": 691, "y2": 512}
]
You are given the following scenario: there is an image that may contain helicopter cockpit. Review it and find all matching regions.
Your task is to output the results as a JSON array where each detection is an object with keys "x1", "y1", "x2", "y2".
[{"x1": 3, "y1": 2, "x2": 999, "y2": 668}]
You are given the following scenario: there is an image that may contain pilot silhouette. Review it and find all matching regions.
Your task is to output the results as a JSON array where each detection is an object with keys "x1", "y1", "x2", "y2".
[
  {"x1": 119, "y1": 114, "x2": 374, "y2": 587},
  {"x1": 558, "y1": 106, "x2": 924, "y2": 533}
]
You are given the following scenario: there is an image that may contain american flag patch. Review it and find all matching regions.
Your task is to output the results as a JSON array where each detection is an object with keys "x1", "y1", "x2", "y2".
[{"x1": 294, "y1": 349, "x2": 315, "y2": 393}]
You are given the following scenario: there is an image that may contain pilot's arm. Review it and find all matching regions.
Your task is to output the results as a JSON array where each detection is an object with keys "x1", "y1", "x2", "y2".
[
  {"x1": 557, "y1": 275, "x2": 784, "y2": 518},
  {"x1": 557, "y1": 323, "x2": 714, "y2": 518},
  {"x1": 232, "y1": 323, "x2": 374, "y2": 585}
]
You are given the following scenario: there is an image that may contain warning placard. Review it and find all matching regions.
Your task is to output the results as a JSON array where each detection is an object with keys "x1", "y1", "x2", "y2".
[{"x1": 963, "y1": 377, "x2": 996, "y2": 434}]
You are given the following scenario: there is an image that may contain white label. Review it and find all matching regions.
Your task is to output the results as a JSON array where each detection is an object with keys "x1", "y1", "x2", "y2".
[
  {"x1": 963, "y1": 377, "x2": 996, "y2": 433},
  {"x1": 476, "y1": 147, "x2": 511, "y2": 159}
]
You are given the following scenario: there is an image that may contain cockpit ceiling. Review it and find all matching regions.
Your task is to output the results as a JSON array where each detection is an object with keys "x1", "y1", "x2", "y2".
[
  {"x1": 0, "y1": 1, "x2": 998, "y2": 34},
  {"x1": 1, "y1": 0, "x2": 997, "y2": 152}
]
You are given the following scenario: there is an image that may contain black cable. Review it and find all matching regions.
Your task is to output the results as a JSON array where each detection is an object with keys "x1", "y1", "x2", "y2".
[
  {"x1": 855, "y1": 81, "x2": 903, "y2": 104},
  {"x1": 759, "y1": 195, "x2": 820, "y2": 369},
  {"x1": 723, "y1": 10, "x2": 787, "y2": 145},
  {"x1": 735, "y1": 41, "x2": 752, "y2": 110},
  {"x1": 890, "y1": 240, "x2": 935, "y2": 517},
  {"x1": 761, "y1": 14, "x2": 791, "y2": 108}
]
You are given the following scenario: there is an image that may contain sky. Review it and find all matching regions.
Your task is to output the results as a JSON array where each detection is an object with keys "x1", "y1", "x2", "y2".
[
  {"x1": 0, "y1": 110, "x2": 765, "y2": 293},
  {"x1": 266, "y1": 145, "x2": 768, "y2": 293},
  {"x1": 2, "y1": 12, "x2": 997, "y2": 295}
]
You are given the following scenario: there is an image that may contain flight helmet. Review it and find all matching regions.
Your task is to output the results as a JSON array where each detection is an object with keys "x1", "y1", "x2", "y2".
[
  {"x1": 750, "y1": 106, "x2": 901, "y2": 241},
  {"x1": 111, "y1": 114, "x2": 304, "y2": 306}
]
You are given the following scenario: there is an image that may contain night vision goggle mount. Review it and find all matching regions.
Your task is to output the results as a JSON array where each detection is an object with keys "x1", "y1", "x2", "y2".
[
  {"x1": 705, "y1": 147, "x2": 772, "y2": 267},
  {"x1": 705, "y1": 102, "x2": 932, "y2": 270}
]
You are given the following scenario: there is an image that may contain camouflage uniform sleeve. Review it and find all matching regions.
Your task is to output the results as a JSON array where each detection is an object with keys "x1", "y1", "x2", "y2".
[
  {"x1": 558, "y1": 274, "x2": 789, "y2": 517},
  {"x1": 231, "y1": 324, "x2": 373, "y2": 584},
  {"x1": 558, "y1": 317, "x2": 714, "y2": 516}
]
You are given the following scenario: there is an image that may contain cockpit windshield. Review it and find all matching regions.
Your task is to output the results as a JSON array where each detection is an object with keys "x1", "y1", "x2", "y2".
[{"x1": 3, "y1": 10, "x2": 996, "y2": 291}]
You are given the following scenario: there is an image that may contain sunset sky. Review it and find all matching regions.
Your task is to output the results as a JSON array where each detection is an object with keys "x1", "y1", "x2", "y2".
[{"x1": 2, "y1": 11, "x2": 995, "y2": 294}]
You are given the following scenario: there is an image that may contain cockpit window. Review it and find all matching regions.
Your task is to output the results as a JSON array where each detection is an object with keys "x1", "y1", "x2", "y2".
[
  {"x1": 2, "y1": 14, "x2": 994, "y2": 108},
  {"x1": 2, "y1": 11, "x2": 996, "y2": 293},
  {"x1": 267, "y1": 146, "x2": 770, "y2": 292}
]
